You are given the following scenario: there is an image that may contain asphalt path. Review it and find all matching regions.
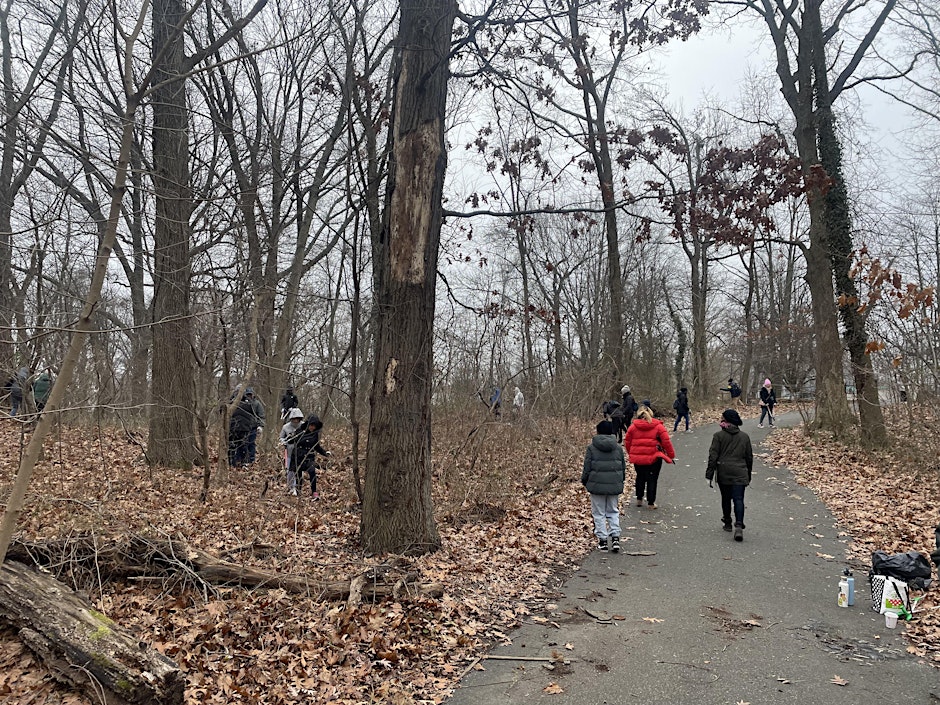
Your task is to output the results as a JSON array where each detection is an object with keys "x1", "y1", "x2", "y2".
[{"x1": 447, "y1": 411, "x2": 939, "y2": 705}]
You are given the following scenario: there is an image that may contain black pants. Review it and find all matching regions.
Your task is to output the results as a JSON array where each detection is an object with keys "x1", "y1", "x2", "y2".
[
  {"x1": 719, "y1": 483, "x2": 746, "y2": 527},
  {"x1": 612, "y1": 417, "x2": 624, "y2": 442},
  {"x1": 298, "y1": 461, "x2": 318, "y2": 493},
  {"x1": 634, "y1": 459, "x2": 663, "y2": 504}
]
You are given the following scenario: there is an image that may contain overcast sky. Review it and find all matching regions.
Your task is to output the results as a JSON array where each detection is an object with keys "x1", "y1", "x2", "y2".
[{"x1": 656, "y1": 19, "x2": 914, "y2": 150}]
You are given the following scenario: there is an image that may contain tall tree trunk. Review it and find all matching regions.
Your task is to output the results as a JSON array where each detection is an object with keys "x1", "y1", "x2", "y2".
[
  {"x1": 689, "y1": 229, "x2": 709, "y2": 397},
  {"x1": 561, "y1": 2, "x2": 626, "y2": 385},
  {"x1": 149, "y1": 0, "x2": 197, "y2": 467},
  {"x1": 790, "y1": 11, "x2": 853, "y2": 436},
  {"x1": 361, "y1": 0, "x2": 455, "y2": 555},
  {"x1": 516, "y1": 227, "x2": 535, "y2": 386},
  {"x1": 807, "y1": 0, "x2": 886, "y2": 445},
  {"x1": 741, "y1": 244, "x2": 757, "y2": 403}
]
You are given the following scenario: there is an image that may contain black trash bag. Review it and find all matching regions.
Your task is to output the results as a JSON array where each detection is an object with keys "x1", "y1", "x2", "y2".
[{"x1": 871, "y1": 550, "x2": 933, "y2": 590}]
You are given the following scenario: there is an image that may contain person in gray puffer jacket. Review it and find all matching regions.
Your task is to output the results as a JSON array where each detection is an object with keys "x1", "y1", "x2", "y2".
[
  {"x1": 582, "y1": 420, "x2": 626, "y2": 553},
  {"x1": 706, "y1": 408, "x2": 754, "y2": 542}
]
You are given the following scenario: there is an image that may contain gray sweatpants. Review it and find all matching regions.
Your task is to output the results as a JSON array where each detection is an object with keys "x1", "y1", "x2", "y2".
[{"x1": 590, "y1": 494, "x2": 621, "y2": 540}]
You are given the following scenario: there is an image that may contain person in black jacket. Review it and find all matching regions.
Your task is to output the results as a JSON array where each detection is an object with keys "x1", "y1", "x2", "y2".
[
  {"x1": 620, "y1": 385, "x2": 638, "y2": 432},
  {"x1": 228, "y1": 392, "x2": 258, "y2": 468},
  {"x1": 672, "y1": 387, "x2": 691, "y2": 432},
  {"x1": 706, "y1": 409, "x2": 754, "y2": 542},
  {"x1": 581, "y1": 420, "x2": 626, "y2": 553},
  {"x1": 720, "y1": 378, "x2": 743, "y2": 408},
  {"x1": 289, "y1": 415, "x2": 331, "y2": 499},
  {"x1": 281, "y1": 386, "x2": 298, "y2": 419}
]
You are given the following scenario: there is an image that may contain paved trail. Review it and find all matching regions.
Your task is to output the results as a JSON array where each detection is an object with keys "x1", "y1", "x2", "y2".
[{"x1": 447, "y1": 412, "x2": 939, "y2": 705}]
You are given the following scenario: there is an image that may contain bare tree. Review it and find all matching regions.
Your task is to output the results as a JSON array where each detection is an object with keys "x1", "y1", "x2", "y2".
[
  {"x1": 0, "y1": 0, "x2": 85, "y2": 371},
  {"x1": 148, "y1": 0, "x2": 267, "y2": 467},
  {"x1": 466, "y1": 0, "x2": 707, "y2": 389},
  {"x1": 727, "y1": 0, "x2": 895, "y2": 442},
  {"x1": 361, "y1": 0, "x2": 457, "y2": 555}
]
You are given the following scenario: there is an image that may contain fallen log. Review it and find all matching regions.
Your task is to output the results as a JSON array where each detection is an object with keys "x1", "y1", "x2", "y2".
[
  {"x1": 7, "y1": 535, "x2": 444, "y2": 600},
  {"x1": 0, "y1": 560, "x2": 184, "y2": 705}
]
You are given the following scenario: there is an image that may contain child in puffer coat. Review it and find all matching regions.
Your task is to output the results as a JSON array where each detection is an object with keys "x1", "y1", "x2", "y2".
[{"x1": 582, "y1": 420, "x2": 626, "y2": 553}]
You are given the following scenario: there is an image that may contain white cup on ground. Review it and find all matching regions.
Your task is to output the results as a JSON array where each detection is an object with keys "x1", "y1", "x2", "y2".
[{"x1": 884, "y1": 611, "x2": 899, "y2": 628}]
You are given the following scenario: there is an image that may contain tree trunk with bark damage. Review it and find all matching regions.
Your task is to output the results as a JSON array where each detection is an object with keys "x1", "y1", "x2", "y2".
[{"x1": 362, "y1": 0, "x2": 456, "y2": 555}]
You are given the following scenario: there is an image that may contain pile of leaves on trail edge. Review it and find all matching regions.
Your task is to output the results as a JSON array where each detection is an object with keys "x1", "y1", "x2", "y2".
[
  {"x1": 764, "y1": 409, "x2": 940, "y2": 666},
  {"x1": 0, "y1": 414, "x2": 591, "y2": 704}
]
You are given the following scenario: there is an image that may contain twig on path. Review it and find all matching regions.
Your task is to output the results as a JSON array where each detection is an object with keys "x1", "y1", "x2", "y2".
[
  {"x1": 482, "y1": 655, "x2": 554, "y2": 662},
  {"x1": 655, "y1": 660, "x2": 720, "y2": 682},
  {"x1": 455, "y1": 657, "x2": 482, "y2": 680}
]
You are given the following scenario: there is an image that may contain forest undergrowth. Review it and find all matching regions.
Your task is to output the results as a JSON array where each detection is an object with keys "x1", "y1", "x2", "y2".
[{"x1": 0, "y1": 404, "x2": 937, "y2": 703}]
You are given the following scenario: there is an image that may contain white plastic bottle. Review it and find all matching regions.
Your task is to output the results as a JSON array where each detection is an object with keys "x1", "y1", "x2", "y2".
[{"x1": 838, "y1": 575, "x2": 849, "y2": 607}]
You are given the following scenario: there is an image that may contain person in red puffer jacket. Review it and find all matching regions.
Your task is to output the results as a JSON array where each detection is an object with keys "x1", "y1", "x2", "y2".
[{"x1": 624, "y1": 405, "x2": 676, "y2": 509}]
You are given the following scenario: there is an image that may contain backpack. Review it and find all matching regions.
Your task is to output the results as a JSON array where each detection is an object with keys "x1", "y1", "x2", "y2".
[
  {"x1": 730, "y1": 382, "x2": 741, "y2": 397},
  {"x1": 603, "y1": 400, "x2": 620, "y2": 416},
  {"x1": 673, "y1": 398, "x2": 680, "y2": 410}
]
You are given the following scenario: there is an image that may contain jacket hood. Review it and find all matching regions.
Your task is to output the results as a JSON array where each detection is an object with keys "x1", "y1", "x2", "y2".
[
  {"x1": 722, "y1": 424, "x2": 741, "y2": 434},
  {"x1": 591, "y1": 434, "x2": 618, "y2": 452}
]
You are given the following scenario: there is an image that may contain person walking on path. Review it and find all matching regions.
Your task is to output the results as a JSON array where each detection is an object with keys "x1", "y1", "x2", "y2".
[
  {"x1": 609, "y1": 402, "x2": 626, "y2": 442},
  {"x1": 672, "y1": 387, "x2": 691, "y2": 433},
  {"x1": 32, "y1": 371, "x2": 53, "y2": 412},
  {"x1": 624, "y1": 405, "x2": 676, "y2": 510},
  {"x1": 279, "y1": 408, "x2": 305, "y2": 495},
  {"x1": 620, "y1": 385, "x2": 638, "y2": 433},
  {"x1": 280, "y1": 386, "x2": 298, "y2": 420},
  {"x1": 289, "y1": 414, "x2": 331, "y2": 499},
  {"x1": 720, "y1": 378, "x2": 743, "y2": 408},
  {"x1": 758, "y1": 378, "x2": 776, "y2": 427},
  {"x1": 706, "y1": 408, "x2": 754, "y2": 541},
  {"x1": 581, "y1": 420, "x2": 626, "y2": 553}
]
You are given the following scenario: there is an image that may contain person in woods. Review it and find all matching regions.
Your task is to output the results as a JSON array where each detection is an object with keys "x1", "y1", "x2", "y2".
[
  {"x1": 289, "y1": 414, "x2": 332, "y2": 500},
  {"x1": 281, "y1": 386, "x2": 298, "y2": 419}
]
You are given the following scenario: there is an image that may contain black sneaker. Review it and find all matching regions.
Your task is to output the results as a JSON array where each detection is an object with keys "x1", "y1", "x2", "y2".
[
  {"x1": 611, "y1": 536, "x2": 621, "y2": 553},
  {"x1": 598, "y1": 538, "x2": 609, "y2": 552},
  {"x1": 733, "y1": 526, "x2": 743, "y2": 542},
  {"x1": 722, "y1": 521, "x2": 732, "y2": 532}
]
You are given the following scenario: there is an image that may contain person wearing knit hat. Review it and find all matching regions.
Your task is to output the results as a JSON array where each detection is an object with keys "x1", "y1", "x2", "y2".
[
  {"x1": 706, "y1": 409, "x2": 754, "y2": 541},
  {"x1": 620, "y1": 385, "x2": 638, "y2": 435},
  {"x1": 758, "y1": 378, "x2": 776, "y2": 428},
  {"x1": 582, "y1": 420, "x2": 626, "y2": 552}
]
